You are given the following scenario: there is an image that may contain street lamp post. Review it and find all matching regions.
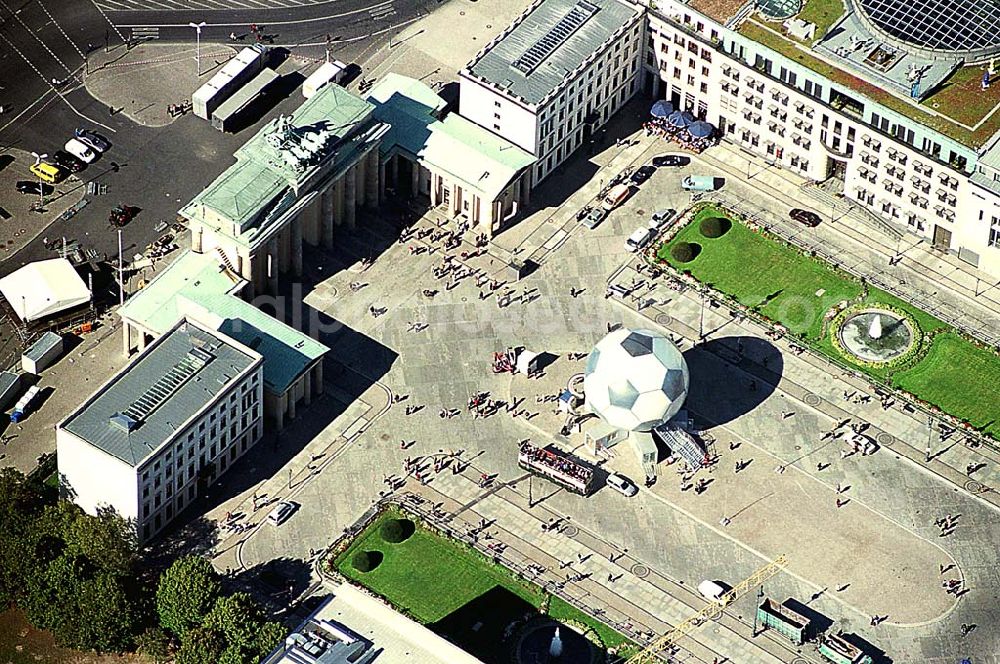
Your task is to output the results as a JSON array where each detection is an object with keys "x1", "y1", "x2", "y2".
[
  {"x1": 30, "y1": 152, "x2": 47, "y2": 207},
  {"x1": 189, "y1": 22, "x2": 207, "y2": 76}
]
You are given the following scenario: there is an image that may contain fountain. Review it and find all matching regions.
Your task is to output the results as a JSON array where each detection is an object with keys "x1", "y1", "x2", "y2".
[
  {"x1": 837, "y1": 308, "x2": 915, "y2": 363},
  {"x1": 514, "y1": 620, "x2": 597, "y2": 663},
  {"x1": 868, "y1": 314, "x2": 883, "y2": 340},
  {"x1": 550, "y1": 627, "x2": 563, "y2": 658}
]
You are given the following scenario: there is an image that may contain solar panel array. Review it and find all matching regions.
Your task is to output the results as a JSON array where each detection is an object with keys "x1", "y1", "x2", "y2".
[
  {"x1": 511, "y1": 0, "x2": 600, "y2": 75},
  {"x1": 121, "y1": 348, "x2": 213, "y2": 424},
  {"x1": 859, "y1": 0, "x2": 1000, "y2": 53}
]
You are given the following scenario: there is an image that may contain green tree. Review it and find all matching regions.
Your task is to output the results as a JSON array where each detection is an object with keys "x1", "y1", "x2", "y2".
[
  {"x1": 64, "y1": 505, "x2": 138, "y2": 577},
  {"x1": 251, "y1": 621, "x2": 288, "y2": 660},
  {"x1": 135, "y1": 626, "x2": 172, "y2": 664},
  {"x1": 156, "y1": 556, "x2": 222, "y2": 636},
  {"x1": 203, "y1": 592, "x2": 264, "y2": 649},
  {"x1": 174, "y1": 626, "x2": 225, "y2": 664},
  {"x1": 0, "y1": 468, "x2": 45, "y2": 606},
  {"x1": 74, "y1": 572, "x2": 140, "y2": 652}
]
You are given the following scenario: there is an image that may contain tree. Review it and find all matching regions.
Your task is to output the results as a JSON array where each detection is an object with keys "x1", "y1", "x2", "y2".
[
  {"x1": 156, "y1": 556, "x2": 222, "y2": 636},
  {"x1": 202, "y1": 592, "x2": 263, "y2": 650},
  {"x1": 251, "y1": 621, "x2": 288, "y2": 661},
  {"x1": 174, "y1": 626, "x2": 225, "y2": 664},
  {"x1": 135, "y1": 627, "x2": 171, "y2": 664},
  {"x1": 0, "y1": 468, "x2": 45, "y2": 606},
  {"x1": 64, "y1": 505, "x2": 138, "y2": 577},
  {"x1": 73, "y1": 572, "x2": 140, "y2": 652}
]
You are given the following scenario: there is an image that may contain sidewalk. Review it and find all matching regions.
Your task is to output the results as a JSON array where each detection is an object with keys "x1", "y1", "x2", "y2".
[{"x1": 404, "y1": 473, "x2": 817, "y2": 664}]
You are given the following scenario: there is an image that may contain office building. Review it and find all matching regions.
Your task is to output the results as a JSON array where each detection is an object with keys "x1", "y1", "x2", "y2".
[
  {"x1": 460, "y1": 0, "x2": 645, "y2": 185},
  {"x1": 642, "y1": 0, "x2": 1000, "y2": 276},
  {"x1": 57, "y1": 318, "x2": 264, "y2": 542}
]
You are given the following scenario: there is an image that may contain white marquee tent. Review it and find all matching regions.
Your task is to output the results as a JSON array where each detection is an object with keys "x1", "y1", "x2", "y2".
[{"x1": 0, "y1": 258, "x2": 91, "y2": 322}]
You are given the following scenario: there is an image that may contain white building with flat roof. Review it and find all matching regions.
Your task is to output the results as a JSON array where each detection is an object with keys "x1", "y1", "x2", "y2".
[
  {"x1": 57, "y1": 318, "x2": 264, "y2": 543},
  {"x1": 261, "y1": 584, "x2": 484, "y2": 664},
  {"x1": 640, "y1": 0, "x2": 1000, "y2": 276},
  {"x1": 460, "y1": 0, "x2": 645, "y2": 185}
]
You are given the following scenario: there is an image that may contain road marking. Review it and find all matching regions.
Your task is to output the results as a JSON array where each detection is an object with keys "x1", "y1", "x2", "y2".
[{"x1": 116, "y1": 0, "x2": 394, "y2": 27}]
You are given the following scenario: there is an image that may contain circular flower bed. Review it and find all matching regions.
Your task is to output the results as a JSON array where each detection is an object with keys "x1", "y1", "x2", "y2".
[
  {"x1": 829, "y1": 303, "x2": 925, "y2": 372},
  {"x1": 670, "y1": 241, "x2": 701, "y2": 263}
]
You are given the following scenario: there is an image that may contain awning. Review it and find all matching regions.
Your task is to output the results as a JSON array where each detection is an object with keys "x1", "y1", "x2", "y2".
[
  {"x1": 651, "y1": 100, "x2": 674, "y2": 118},
  {"x1": 687, "y1": 121, "x2": 714, "y2": 138},
  {"x1": 667, "y1": 110, "x2": 695, "y2": 128},
  {"x1": 0, "y1": 258, "x2": 91, "y2": 322}
]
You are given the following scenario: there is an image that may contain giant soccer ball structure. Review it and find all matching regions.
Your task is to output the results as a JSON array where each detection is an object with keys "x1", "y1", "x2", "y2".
[{"x1": 583, "y1": 328, "x2": 689, "y2": 432}]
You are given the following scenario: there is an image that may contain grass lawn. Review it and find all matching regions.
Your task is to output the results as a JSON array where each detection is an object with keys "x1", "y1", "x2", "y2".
[
  {"x1": 334, "y1": 510, "x2": 631, "y2": 654},
  {"x1": 659, "y1": 207, "x2": 1000, "y2": 441},
  {"x1": 893, "y1": 333, "x2": 1000, "y2": 438},
  {"x1": 797, "y1": 0, "x2": 846, "y2": 38},
  {"x1": 659, "y1": 206, "x2": 862, "y2": 340}
]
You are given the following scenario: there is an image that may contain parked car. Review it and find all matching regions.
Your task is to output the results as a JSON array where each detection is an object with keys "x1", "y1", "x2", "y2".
[
  {"x1": 652, "y1": 154, "x2": 691, "y2": 167},
  {"x1": 606, "y1": 473, "x2": 638, "y2": 497},
  {"x1": 16, "y1": 180, "x2": 54, "y2": 195},
  {"x1": 698, "y1": 579, "x2": 731, "y2": 606},
  {"x1": 601, "y1": 183, "x2": 631, "y2": 210},
  {"x1": 630, "y1": 165, "x2": 656, "y2": 185},
  {"x1": 64, "y1": 138, "x2": 96, "y2": 164},
  {"x1": 49, "y1": 150, "x2": 85, "y2": 173},
  {"x1": 649, "y1": 208, "x2": 675, "y2": 231},
  {"x1": 29, "y1": 161, "x2": 63, "y2": 184},
  {"x1": 790, "y1": 208, "x2": 821, "y2": 227},
  {"x1": 267, "y1": 501, "x2": 297, "y2": 525},
  {"x1": 681, "y1": 175, "x2": 719, "y2": 191},
  {"x1": 625, "y1": 227, "x2": 654, "y2": 252},
  {"x1": 74, "y1": 128, "x2": 110, "y2": 152},
  {"x1": 582, "y1": 206, "x2": 608, "y2": 229}
]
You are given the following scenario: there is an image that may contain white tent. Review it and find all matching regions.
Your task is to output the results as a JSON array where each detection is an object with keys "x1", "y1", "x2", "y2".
[{"x1": 0, "y1": 258, "x2": 91, "y2": 322}]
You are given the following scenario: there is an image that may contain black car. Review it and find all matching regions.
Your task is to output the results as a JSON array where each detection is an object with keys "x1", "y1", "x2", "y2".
[
  {"x1": 630, "y1": 165, "x2": 656, "y2": 185},
  {"x1": 16, "y1": 181, "x2": 54, "y2": 195},
  {"x1": 651, "y1": 155, "x2": 691, "y2": 167},
  {"x1": 790, "y1": 208, "x2": 821, "y2": 227},
  {"x1": 49, "y1": 150, "x2": 85, "y2": 173}
]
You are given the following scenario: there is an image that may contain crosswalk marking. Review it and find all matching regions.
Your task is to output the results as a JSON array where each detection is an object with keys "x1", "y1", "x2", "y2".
[{"x1": 96, "y1": 0, "x2": 340, "y2": 10}]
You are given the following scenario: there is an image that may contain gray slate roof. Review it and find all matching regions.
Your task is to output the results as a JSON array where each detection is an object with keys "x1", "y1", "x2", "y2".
[
  {"x1": 465, "y1": 0, "x2": 640, "y2": 106},
  {"x1": 61, "y1": 320, "x2": 260, "y2": 467}
]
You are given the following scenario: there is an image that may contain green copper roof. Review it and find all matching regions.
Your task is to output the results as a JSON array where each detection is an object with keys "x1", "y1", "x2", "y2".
[
  {"x1": 368, "y1": 75, "x2": 535, "y2": 201},
  {"x1": 119, "y1": 251, "x2": 327, "y2": 395},
  {"x1": 180, "y1": 84, "x2": 381, "y2": 248}
]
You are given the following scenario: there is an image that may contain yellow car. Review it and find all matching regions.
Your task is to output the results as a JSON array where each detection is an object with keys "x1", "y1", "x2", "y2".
[{"x1": 29, "y1": 161, "x2": 63, "y2": 184}]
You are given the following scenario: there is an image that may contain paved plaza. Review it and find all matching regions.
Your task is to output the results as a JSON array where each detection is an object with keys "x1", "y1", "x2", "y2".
[{"x1": 193, "y1": 122, "x2": 1000, "y2": 664}]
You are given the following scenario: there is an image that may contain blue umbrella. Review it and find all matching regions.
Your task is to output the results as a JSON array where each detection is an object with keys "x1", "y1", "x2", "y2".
[
  {"x1": 650, "y1": 100, "x2": 674, "y2": 118},
  {"x1": 668, "y1": 110, "x2": 695, "y2": 128},
  {"x1": 686, "y1": 121, "x2": 714, "y2": 138}
]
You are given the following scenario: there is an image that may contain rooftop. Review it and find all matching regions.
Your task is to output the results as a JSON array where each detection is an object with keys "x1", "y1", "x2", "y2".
[
  {"x1": 369, "y1": 74, "x2": 536, "y2": 201},
  {"x1": 261, "y1": 584, "x2": 483, "y2": 664},
  {"x1": 735, "y1": 15, "x2": 1000, "y2": 149},
  {"x1": 465, "y1": 0, "x2": 641, "y2": 106},
  {"x1": 61, "y1": 319, "x2": 261, "y2": 467},
  {"x1": 180, "y1": 84, "x2": 384, "y2": 248},
  {"x1": 119, "y1": 251, "x2": 327, "y2": 395}
]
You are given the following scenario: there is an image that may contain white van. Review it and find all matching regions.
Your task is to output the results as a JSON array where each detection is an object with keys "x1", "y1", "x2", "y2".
[
  {"x1": 697, "y1": 579, "x2": 729, "y2": 605},
  {"x1": 64, "y1": 138, "x2": 96, "y2": 164},
  {"x1": 625, "y1": 227, "x2": 653, "y2": 252}
]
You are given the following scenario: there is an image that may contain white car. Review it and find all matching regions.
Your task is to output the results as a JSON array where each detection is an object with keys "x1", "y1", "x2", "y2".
[
  {"x1": 649, "y1": 209, "x2": 675, "y2": 231},
  {"x1": 625, "y1": 227, "x2": 654, "y2": 253},
  {"x1": 267, "y1": 501, "x2": 297, "y2": 525},
  {"x1": 64, "y1": 138, "x2": 96, "y2": 164},
  {"x1": 606, "y1": 473, "x2": 638, "y2": 497}
]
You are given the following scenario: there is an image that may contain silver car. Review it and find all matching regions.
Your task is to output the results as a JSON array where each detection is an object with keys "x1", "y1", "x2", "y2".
[
  {"x1": 267, "y1": 500, "x2": 297, "y2": 525},
  {"x1": 74, "y1": 128, "x2": 110, "y2": 152}
]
